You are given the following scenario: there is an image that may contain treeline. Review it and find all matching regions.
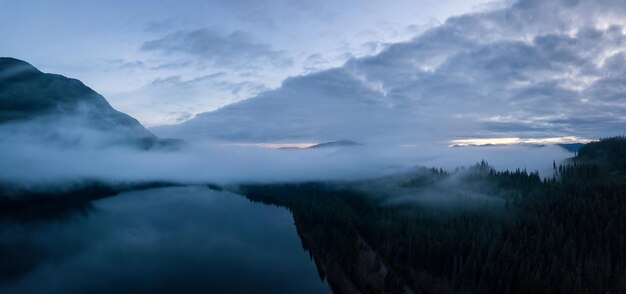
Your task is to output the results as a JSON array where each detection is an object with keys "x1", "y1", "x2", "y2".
[
  {"x1": 243, "y1": 137, "x2": 626, "y2": 294},
  {"x1": 0, "y1": 181, "x2": 178, "y2": 221},
  {"x1": 577, "y1": 136, "x2": 626, "y2": 171}
]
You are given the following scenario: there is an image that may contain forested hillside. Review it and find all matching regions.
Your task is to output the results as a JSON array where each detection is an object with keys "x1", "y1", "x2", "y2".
[{"x1": 243, "y1": 137, "x2": 626, "y2": 294}]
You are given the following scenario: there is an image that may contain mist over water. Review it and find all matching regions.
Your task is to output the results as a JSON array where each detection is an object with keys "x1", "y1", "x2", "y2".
[
  {"x1": 0, "y1": 54, "x2": 599, "y2": 294},
  {"x1": 0, "y1": 139, "x2": 572, "y2": 190},
  {"x1": 1, "y1": 0, "x2": 624, "y2": 291}
]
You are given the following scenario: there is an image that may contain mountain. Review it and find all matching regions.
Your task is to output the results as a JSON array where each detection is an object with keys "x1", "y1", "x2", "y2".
[
  {"x1": 278, "y1": 140, "x2": 362, "y2": 150},
  {"x1": 307, "y1": 140, "x2": 361, "y2": 149},
  {"x1": 0, "y1": 57, "x2": 183, "y2": 149},
  {"x1": 557, "y1": 143, "x2": 585, "y2": 153},
  {"x1": 575, "y1": 137, "x2": 626, "y2": 170}
]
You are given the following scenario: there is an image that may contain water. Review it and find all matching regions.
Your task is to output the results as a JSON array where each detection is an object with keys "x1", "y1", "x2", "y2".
[{"x1": 0, "y1": 186, "x2": 330, "y2": 293}]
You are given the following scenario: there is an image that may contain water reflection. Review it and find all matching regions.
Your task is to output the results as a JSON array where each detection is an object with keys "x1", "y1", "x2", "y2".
[{"x1": 0, "y1": 186, "x2": 330, "y2": 293}]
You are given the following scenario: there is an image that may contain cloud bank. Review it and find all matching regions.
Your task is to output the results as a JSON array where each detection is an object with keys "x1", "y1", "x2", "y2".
[
  {"x1": 153, "y1": 0, "x2": 626, "y2": 144},
  {"x1": 0, "y1": 139, "x2": 571, "y2": 192}
]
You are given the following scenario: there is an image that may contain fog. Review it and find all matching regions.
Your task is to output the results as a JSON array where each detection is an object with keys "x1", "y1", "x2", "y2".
[
  {"x1": 0, "y1": 75, "x2": 581, "y2": 294},
  {"x1": 0, "y1": 134, "x2": 572, "y2": 191},
  {"x1": 0, "y1": 120, "x2": 583, "y2": 293}
]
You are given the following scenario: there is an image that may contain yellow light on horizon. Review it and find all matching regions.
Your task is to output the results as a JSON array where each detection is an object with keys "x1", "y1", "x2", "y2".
[{"x1": 449, "y1": 136, "x2": 591, "y2": 147}]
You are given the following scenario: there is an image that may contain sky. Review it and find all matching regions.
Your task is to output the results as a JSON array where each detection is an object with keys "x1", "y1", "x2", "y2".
[
  {"x1": 0, "y1": 0, "x2": 496, "y2": 126},
  {"x1": 153, "y1": 0, "x2": 626, "y2": 145},
  {"x1": 2, "y1": 0, "x2": 626, "y2": 145}
]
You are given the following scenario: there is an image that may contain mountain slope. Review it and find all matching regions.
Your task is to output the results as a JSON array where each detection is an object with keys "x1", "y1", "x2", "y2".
[{"x1": 0, "y1": 57, "x2": 182, "y2": 149}]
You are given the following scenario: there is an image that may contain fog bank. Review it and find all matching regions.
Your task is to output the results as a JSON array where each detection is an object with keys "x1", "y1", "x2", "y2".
[{"x1": 0, "y1": 140, "x2": 572, "y2": 190}]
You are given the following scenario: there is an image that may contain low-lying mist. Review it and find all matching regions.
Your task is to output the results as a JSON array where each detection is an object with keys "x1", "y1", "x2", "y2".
[{"x1": 0, "y1": 134, "x2": 573, "y2": 195}]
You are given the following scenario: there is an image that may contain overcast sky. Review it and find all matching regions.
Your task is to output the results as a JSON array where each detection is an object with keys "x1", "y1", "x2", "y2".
[
  {"x1": 0, "y1": 0, "x2": 495, "y2": 126},
  {"x1": 2, "y1": 0, "x2": 626, "y2": 145}
]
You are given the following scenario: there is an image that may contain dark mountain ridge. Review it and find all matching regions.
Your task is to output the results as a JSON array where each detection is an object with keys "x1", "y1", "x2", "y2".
[{"x1": 0, "y1": 57, "x2": 184, "y2": 150}]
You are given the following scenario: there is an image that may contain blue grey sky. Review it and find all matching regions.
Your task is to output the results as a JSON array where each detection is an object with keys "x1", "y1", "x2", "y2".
[
  {"x1": 2, "y1": 0, "x2": 626, "y2": 145},
  {"x1": 0, "y1": 0, "x2": 494, "y2": 126},
  {"x1": 152, "y1": 0, "x2": 626, "y2": 145}
]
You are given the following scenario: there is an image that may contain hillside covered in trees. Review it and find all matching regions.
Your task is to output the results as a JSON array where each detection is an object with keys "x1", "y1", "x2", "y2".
[{"x1": 242, "y1": 137, "x2": 626, "y2": 294}]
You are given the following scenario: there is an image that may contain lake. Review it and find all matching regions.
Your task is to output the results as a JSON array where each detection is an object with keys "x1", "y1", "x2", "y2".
[{"x1": 0, "y1": 186, "x2": 331, "y2": 293}]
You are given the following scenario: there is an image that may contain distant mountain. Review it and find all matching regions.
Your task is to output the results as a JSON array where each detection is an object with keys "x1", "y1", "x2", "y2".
[
  {"x1": 557, "y1": 143, "x2": 585, "y2": 153},
  {"x1": 0, "y1": 57, "x2": 184, "y2": 149},
  {"x1": 307, "y1": 140, "x2": 361, "y2": 149},
  {"x1": 278, "y1": 140, "x2": 361, "y2": 150}
]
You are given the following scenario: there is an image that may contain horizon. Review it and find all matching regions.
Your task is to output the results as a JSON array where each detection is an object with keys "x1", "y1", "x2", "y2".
[
  {"x1": 3, "y1": 0, "x2": 626, "y2": 146},
  {"x1": 2, "y1": 1, "x2": 626, "y2": 293}
]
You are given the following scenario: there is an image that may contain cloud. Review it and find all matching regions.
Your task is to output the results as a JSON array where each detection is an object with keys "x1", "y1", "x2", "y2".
[
  {"x1": 152, "y1": 0, "x2": 626, "y2": 144},
  {"x1": 110, "y1": 73, "x2": 270, "y2": 126},
  {"x1": 107, "y1": 59, "x2": 146, "y2": 70},
  {"x1": 115, "y1": 27, "x2": 294, "y2": 126},
  {"x1": 141, "y1": 29, "x2": 292, "y2": 69},
  {"x1": 0, "y1": 135, "x2": 572, "y2": 190}
]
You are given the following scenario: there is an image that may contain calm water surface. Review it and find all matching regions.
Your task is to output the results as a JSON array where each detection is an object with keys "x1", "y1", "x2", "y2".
[{"x1": 0, "y1": 186, "x2": 330, "y2": 293}]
